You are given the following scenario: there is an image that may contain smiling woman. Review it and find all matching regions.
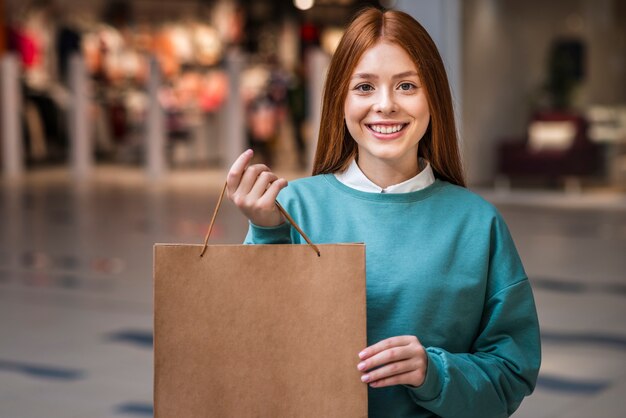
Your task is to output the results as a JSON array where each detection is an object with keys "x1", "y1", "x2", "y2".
[
  {"x1": 224, "y1": 7, "x2": 541, "y2": 418},
  {"x1": 313, "y1": 7, "x2": 465, "y2": 188},
  {"x1": 343, "y1": 41, "x2": 431, "y2": 187}
]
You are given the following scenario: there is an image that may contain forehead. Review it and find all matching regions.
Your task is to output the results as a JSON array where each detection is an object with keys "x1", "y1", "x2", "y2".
[{"x1": 352, "y1": 41, "x2": 418, "y2": 75}]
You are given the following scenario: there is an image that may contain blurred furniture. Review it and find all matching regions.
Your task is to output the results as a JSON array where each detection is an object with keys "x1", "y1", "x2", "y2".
[
  {"x1": 497, "y1": 111, "x2": 603, "y2": 186},
  {"x1": 586, "y1": 105, "x2": 626, "y2": 187}
]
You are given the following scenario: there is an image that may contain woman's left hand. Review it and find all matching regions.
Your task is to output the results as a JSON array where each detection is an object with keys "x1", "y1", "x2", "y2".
[{"x1": 357, "y1": 335, "x2": 428, "y2": 388}]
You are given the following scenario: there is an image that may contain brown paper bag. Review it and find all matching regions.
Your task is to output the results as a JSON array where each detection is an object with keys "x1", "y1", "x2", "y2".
[{"x1": 153, "y1": 185, "x2": 367, "y2": 417}]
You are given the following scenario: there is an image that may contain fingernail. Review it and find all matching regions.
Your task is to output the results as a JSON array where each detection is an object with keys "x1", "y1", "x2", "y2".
[
  {"x1": 358, "y1": 351, "x2": 367, "y2": 359},
  {"x1": 357, "y1": 362, "x2": 366, "y2": 371},
  {"x1": 361, "y1": 374, "x2": 370, "y2": 383}
]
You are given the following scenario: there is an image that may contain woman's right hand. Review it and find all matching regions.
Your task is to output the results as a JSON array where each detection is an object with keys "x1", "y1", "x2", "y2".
[{"x1": 226, "y1": 149, "x2": 288, "y2": 227}]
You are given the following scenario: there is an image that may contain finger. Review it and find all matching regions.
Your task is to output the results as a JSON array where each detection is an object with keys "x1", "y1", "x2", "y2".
[
  {"x1": 237, "y1": 164, "x2": 271, "y2": 196},
  {"x1": 226, "y1": 149, "x2": 254, "y2": 195},
  {"x1": 249, "y1": 171, "x2": 279, "y2": 199},
  {"x1": 359, "y1": 336, "x2": 415, "y2": 361},
  {"x1": 358, "y1": 344, "x2": 414, "y2": 372},
  {"x1": 360, "y1": 357, "x2": 417, "y2": 384},
  {"x1": 368, "y1": 372, "x2": 417, "y2": 389},
  {"x1": 256, "y1": 178, "x2": 288, "y2": 207}
]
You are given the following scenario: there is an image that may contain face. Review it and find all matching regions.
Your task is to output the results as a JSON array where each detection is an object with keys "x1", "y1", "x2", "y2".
[{"x1": 344, "y1": 41, "x2": 430, "y2": 177}]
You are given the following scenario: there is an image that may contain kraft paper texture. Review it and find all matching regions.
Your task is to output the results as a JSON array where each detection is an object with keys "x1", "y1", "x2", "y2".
[{"x1": 154, "y1": 243, "x2": 367, "y2": 417}]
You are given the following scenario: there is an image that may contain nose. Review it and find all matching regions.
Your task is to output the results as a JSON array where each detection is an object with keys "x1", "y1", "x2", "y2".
[{"x1": 373, "y1": 88, "x2": 397, "y2": 114}]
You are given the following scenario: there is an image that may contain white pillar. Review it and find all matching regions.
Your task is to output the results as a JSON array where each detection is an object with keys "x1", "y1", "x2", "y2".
[
  {"x1": 221, "y1": 49, "x2": 246, "y2": 167},
  {"x1": 146, "y1": 57, "x2": 166, "y2": 181},
  {"x1": 1, "y1": 54, "x2": 23, "y2": 180},
  {"x1": 306, "y1": 48, "x2": 330, "y2": 172},
  {"x1": 69, "y1": 54, "x2": 92, "y2": 181}
]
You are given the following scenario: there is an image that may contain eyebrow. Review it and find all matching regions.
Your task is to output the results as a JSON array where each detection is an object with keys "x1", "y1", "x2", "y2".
[{"x1": 351, "y1": 71, "x2": 419, "y2": 80}]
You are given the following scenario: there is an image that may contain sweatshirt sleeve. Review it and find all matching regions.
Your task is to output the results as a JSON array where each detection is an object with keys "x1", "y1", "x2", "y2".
[
  {"x1": 407, "y1": 213, "x2": 541, "y2": 418},
  {"x1": 408, "y1": 280, "x2": 541, "y2": 417},
  {"x1": 244, "y1": 221, "x2": 293, "y2": 244}
]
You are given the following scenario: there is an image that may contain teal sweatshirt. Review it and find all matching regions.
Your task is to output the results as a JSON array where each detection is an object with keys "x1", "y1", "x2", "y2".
[{"x1": 245, "y1": 174, "x2": 541, "y2": 418}]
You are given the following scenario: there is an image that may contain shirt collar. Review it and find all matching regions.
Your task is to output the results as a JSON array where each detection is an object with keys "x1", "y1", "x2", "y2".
[{"x1": 334, "y1": 158, "x2": 436, "y2": 194}]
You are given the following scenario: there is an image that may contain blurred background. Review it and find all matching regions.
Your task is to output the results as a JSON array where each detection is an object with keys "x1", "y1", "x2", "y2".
[{"x1": 0, "y1": 0, "x2": 624, "y2": 417}]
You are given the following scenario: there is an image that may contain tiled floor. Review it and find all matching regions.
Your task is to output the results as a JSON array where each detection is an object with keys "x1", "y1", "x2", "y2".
[{"x1": 1, "y1": 168, "x2": 624, "y2": 418}]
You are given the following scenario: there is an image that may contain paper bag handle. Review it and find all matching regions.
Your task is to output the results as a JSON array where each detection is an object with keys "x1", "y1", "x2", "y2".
[{"x1": 200, "y1": 182, "x2": 321, "y2": 257}]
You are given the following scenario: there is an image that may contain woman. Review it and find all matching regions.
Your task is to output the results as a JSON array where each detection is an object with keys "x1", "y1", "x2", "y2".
[{"x1": 226, "y1": 8, "x2": 540, "y2": 418}]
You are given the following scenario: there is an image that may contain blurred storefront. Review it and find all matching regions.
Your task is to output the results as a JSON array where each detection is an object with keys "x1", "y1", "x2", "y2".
[
  {"x1": 1, "y1": 0, "x2": 625, "y2": 191},
  {"x1": 0, "y1": 0, "x2": 380, "y2": 176},
  {"x1": 463, "y1": 0, "x2": 626, "y2": 190}
]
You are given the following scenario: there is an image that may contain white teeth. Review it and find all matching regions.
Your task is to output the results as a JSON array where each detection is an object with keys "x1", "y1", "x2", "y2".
[{"x1": 370, "y1": 124, "x2": 404, "y2": 134}]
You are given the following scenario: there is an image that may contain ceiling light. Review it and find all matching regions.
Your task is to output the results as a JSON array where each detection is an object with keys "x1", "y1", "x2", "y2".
[{"x1": 294, "y1": 0, "x2": 315, "y2": 11}]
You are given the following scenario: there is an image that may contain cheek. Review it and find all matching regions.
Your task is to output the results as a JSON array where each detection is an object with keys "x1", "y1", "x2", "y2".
[
  {"x1": 344, "y1": 101, "x2": 366, "y2": 140},
  {"x1": 421, "y1": 103, "x2": 431, "y2": 121},
  {"x1": 405, "y1": 96, "x2": 430, "y2": 120},
  {"x1": 344, "y1": 96, "x2": 369, "y2": 123}
]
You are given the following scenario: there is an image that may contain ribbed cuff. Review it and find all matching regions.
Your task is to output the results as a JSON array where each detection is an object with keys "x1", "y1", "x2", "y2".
[
  {"x1": 407, "y1": 348, "x2": 444, "y2": 402},
  {"x1": 247, "y1": 221, "x2": 292, "y2": 244}
]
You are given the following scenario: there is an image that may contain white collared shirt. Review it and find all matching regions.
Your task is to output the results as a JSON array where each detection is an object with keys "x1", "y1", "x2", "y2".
[{"x1": 334, "y1": 158, "x2": 436, "y2": 193}]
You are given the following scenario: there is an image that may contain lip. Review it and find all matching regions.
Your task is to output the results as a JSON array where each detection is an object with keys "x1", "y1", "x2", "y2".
[{"x1": 365, "y1": 122, "x2": 408, "y2": 140}]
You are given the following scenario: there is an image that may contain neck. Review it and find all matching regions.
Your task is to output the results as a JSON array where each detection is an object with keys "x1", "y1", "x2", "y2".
[{"x1": 357, "y1": 157, "x2": 421, "y2": 189}]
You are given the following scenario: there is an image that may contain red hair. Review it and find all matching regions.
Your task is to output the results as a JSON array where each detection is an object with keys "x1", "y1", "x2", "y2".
[{"x1": 312, "y1": 8, "x2": 466, "y2": 187}]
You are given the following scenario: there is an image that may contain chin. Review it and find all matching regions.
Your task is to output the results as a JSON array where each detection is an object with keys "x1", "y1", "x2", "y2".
[
  {"x1": 369, "y1": 152, "x2": 410, "y2": 164},
  {"x1": 371, "y1": 145, "x2": 415, "y2": 159}
]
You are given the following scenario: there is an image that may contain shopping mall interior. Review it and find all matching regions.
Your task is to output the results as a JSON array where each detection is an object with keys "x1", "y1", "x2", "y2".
[{"x1": 0, "y1": 0, "x2": 625, "y2": 417}]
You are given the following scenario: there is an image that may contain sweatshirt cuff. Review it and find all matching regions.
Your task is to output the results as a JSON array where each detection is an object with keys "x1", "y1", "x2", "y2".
[
  {"x1": 407, "y1": 348, "x2": 444, "y2": 402},
  {"x1": 247, "y1": 221, "x2": 292, "y2": 244}
]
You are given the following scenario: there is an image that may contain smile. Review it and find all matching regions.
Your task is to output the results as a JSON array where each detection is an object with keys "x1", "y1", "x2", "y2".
[{"x1": 367, "y1": 123, "x2": 407, "y2": 134}]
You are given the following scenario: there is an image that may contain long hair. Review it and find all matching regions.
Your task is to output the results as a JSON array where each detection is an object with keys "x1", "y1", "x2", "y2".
[{"x1": 312, "y1": 8, "x2": 466, "y2": 187}]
